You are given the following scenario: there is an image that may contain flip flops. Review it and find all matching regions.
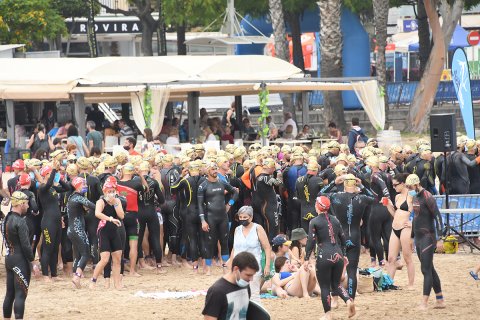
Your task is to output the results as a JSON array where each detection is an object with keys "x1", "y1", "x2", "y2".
[{"x1": 469, "y1": 271, "x2": 479, "y2": 281}]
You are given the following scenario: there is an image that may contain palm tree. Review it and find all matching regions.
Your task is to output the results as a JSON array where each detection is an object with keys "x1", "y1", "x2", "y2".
[
  {"x1": 373, "y1": 0, "x2": 389, "y2": 127},
  {"x1": 269, "y1": 0, "x2": 289, "y2": 61},
  {"x1": 319, "y1": 0, "x2": 347, "y2": 131}
]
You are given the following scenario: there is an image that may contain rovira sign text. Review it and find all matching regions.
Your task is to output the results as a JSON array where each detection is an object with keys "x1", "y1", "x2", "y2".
[{"x1": 66, "y1": 21, "x2": 143, "y2": 34}]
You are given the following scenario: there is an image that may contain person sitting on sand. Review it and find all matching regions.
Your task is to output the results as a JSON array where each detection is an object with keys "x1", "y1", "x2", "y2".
[{"x1": 271, "y1": 256, "x2": 319, "y2": 299}]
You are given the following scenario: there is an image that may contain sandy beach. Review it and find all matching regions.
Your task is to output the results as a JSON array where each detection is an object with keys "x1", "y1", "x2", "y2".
[{"x1": 1, "y1": 246, "x2": 479, "y2": 320}]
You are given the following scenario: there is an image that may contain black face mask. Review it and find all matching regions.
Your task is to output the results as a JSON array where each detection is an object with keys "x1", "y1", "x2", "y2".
[
  {"x1": 239, "y1": 220, "x2": 250, "y2": 227},
  {"x1": 123, "y1": 146, "x2": 130, "y2": 151}
]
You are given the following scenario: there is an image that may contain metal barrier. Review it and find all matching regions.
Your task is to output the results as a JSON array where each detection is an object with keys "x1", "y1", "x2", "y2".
[{"x1": 434, "y1": 194, "x2": 480, "y2": 237}]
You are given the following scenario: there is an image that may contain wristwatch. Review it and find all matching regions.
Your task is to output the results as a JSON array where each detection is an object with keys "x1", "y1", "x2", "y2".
[{"x1": 109, "y1": 216, "x2": 113, "y2": 222}]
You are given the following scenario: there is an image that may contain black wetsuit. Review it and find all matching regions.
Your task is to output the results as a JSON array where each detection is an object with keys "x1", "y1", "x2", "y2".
[
  {"x1": 117, "y1": 177, "x2": 145, "y2": 240},
  {"x1": 37, "y1": 169, "x2": 70, "y2": 277},
  {"x1": 368, "y1": 171, "x2": 392, "y2": 264},
  {"x1": 412, "y1": 189, "x2": 443, "y2": 297},
  {"x1": 320, "y1": 181, "x2": 375, "y2": 299},
  {"x1": 305, "y1": 213, "x2": 351, "y2": 313},
  {"x1": 137, "y1": 175, "x2": 165, "y2": 264},
  {"x1": 171, "y1": 175, "x2": 205, "y2": 262},
  {"x1": 2, "y1": 211, "x2": 34, "y2": 319},
  {"x1": 295, "y1": 174, "x2": 324, "y2": 233},
  {"x1": 252, "y1": 173, "x2": 281, "y2": 241},
  {"x1": 78, "y1": 172, "x2": 103, "y2": 264},
  {"x1": 198, "y1": 179, "x2": 238, "y2": 264},
  {"x1": 19, "y1": 188, "x2": 39, "y2": 248},
  {"x1": 466, "y1": 154, "x2": 480, "y2": 193},
  {"x1": 59, "y1": 188, "x2": 73, "y2": 266},
  {"x1": 102, "y1": 196, "x2": 127, "y2": 279},
  {"x1": 444, "y1": 151, "x2": 479, "y2": 195},
  {"x1": 67, "y1": 192, "x2": 96, "y2": 271},
  {"x1": 160, "y1": 166, "x2": 180, "y2": 254},
  {"x1": 283, "y1": 164, "x2": 307, "y2": 233}
]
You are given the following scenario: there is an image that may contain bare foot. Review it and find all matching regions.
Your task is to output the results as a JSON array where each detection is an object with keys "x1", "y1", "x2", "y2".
[
  {"x1": 331, "y1": 296, "x2": 339, "y2": 309},
  {"x1": 156, "y1": 267, "x2": 167, "y2": 275},
  {"x1": 406, "y1": 285, "x2": 415, "y2": 291},
  {"x1": 89, "y1": 280, "x2": 97, "y2": 290},
  {"x1": 303, "y1": 293, "x2": 312, "y2": 299},
  {"x1": 182, "y1": 260, "x2": 191, "y2": 269},
  {"x1": 161, "y1": 260, "x2": 172, "y2": 267},
  {"x1": 434, "y1": 300, "x2": 446, "y2": 309},
  {"x1": 52, "y1": 277, "x2": 64, "y2": 282},
  {"x1": 347, "y1": 300, "x2": 356, "y2": 318},
  {"x1": 417, "y1": 303, "x2": 428, "y2": 311},
  {"x1": 139, "y1": 264, "x2": 155, "y2": 270},
  {"x1": 104, "y1": 279, "x2": 111, "y2": 289},
  {"x1": 43, "y1": 276, "x2": 53, "y2": 283},
  {"x1": 72, "y1": 276, "x2": 81, "y2": 289},
  {"x1": 128, "y1": 272, "x2": 141, "y2": 277}
]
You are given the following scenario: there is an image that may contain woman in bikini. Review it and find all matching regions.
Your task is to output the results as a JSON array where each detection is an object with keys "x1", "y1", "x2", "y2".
[{"x1": 386, "y1": 173, "x2": 415, "y2": 288}]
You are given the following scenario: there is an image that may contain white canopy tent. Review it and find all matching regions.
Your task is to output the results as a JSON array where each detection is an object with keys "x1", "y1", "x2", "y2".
[{"x1": 0, "y1": 56, "x2": 385, "y2": 144}]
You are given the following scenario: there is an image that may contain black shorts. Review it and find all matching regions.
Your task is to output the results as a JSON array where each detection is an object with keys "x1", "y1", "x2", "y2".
[
  {"x1": 98, "y1": 225, "x2": 123, "y2": 253},
  {"x1": 124, "y1": 212, "x2": 139, "y2": 240}
]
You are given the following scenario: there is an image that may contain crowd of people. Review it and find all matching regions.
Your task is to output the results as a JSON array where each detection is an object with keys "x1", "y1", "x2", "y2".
[{"x1": 3, "y1": 114, "x2": 480, "y2": 320}]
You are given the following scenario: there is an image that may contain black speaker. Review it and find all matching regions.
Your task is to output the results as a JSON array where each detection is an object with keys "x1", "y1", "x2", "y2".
[{"x1": 430, "y1": 113, "x2": 456, "y2": 152}]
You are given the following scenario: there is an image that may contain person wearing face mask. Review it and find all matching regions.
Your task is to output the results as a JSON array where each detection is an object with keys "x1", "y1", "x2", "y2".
[
  {"x1": 229, "y1": 206, "x2": 271, "y2": 301},
  {"x1": 198, "y1": 162, "x2": 239, "y2": 276},
  {"x1": 67, "y1": 177, "x2": 96, "y2": 288},
  {"x1": 2, "y1": 192, "x2": 34, "y2": 320},
  {"x1": 90, "y1": 179, "x2": 125, "y2": 290},
  {"x1": 202, "y1": 252, "x2": 259, "y2": 320},
  {"x1": 7, "y1": 160, "x2": 27, "y2": 196},
  {"x1": 405, "y1": 174, "x2": 445, "y2": 310},
  {"x1": 305, "y1": 196, "x2": 355, "y2": 320},
  {"x1": 123, "y1": 137, "x2": 140, "y2": 156}
]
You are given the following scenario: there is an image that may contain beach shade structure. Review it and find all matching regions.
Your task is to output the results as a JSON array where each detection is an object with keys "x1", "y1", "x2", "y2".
[{"x1": 408, "y1": 25, "x2": 471, "y2": 52}]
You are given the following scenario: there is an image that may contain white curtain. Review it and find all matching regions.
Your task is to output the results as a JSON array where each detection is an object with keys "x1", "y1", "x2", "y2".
[
  {"x1": 130, "y1": 87, "x2": 170, "y2": 137},
  {"x1": 352, "y1": 80, "x2": 385, "y2": 130}
]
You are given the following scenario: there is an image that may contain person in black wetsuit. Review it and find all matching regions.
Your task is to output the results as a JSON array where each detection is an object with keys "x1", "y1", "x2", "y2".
[
  {"x1": 2, "y1": 192, "x2": 34, "y2": 320},
  {"x1": 137, "y1": 161, "x2": 166, "y2": 273},
  {"x1": 76, "y1": 157, "x2": 103, "y2": 266},
  {"x1": 171, "y1": 160, "x2": 205, "y2": 272},
  {"x1": 295, "y1": 159, "x2": 323, "y2": 233},
  {"x1": 117, "y1": 162, "x2": 148, "y2": 276},
  {"x1": 320, "y1": 174, "x2": 374, "y2": 300},
  {"x1": 35, "y1": 161, "x2": 70, "y2": 282},
  {"x1": 251, "y1": 158, "x2": 282, "y2": 241},
  {"x1": 67, "y1": 177, "x2": 96, "y2": 288},
  {"x1": 282, "y1": 152, "x2": 307, "y2": 235},
  {"x1": 17, "y1": 174, "x2": 39, "y2": 248},
  {"x1": 7, "y1": 160, "x2": 27, "y2": 196},
  {"x1": 405, "y1": 174, "x2": 446, "y2": 310},
  {"x1": 159, "y1": 154, "x2": 181, "y2": 265},
  {"x1": 365, "y1": 156, "x2": 391, "y2": 267},
  {"x1": 305, "y1": 196, "x2": 355, "y2": 320},
  {"x1": 90, "y1": 179, "x2": 125, "y2": 290},
  {"x1": 198, "y1": 162, "x2": 238, "y2": 276},
  {"x1": 444, "y1": 141, "x2": 480, "y2": 195},
  {"x1": 465, "y1": 139, "x2": 480, "y2": 193}
]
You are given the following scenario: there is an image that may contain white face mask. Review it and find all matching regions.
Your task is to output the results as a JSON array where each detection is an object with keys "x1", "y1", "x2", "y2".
[
  {"x1": 105, "y1": 192, "x2": 116, "y2": 200},
  {"x1": 236, "y1": 271, "x2": 249, "y2": 288}
]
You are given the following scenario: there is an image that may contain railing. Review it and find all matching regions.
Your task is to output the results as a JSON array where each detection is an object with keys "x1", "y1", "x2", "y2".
[
  {"x1": 434, "y1": 194, "x2": 480, "y2": 237},
  {"x1": 309, "y1": 80, "x2": 480, "y2": 108}
]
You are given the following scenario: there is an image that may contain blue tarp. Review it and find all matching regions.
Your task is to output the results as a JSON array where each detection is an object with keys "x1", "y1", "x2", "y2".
[{"x1": 409, "y1": 25, "x2": 471, "y2": 52}]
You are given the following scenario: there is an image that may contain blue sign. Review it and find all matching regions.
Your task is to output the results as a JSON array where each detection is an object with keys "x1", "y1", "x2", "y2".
[
  {"x1": 403, "y1": 20, "x2": 418, "y2": 32},
  {"x1": 452, "y1": 48, "x2": 475, "y2": 139}
]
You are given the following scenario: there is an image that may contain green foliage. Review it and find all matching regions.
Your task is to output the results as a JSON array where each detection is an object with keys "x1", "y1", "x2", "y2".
[
  {"x1": 51, "y1": 0, "x2": 98, "y2": 18},
  {"x1": 257, "y1": 84, "x2": 270, "y2": 138},
  {"x1": 144, "y1": 87, "x2": 153, "y2": 129},
  {"x1": 163, "y1": 0, "x2": 226, "y2": 27},
  {"x1": 0, "y1": 0, "x2": 67, "y2": 48}
]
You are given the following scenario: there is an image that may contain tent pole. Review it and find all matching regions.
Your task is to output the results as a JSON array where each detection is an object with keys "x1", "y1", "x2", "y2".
[
  {"x1": 301, "y1": 91, "x2": 309, "y2": 128},
  {"x1": 234, "y1": 96, "x2": 242, "y2": 138},
  {"x1": 6, "y1": 100, "x2": 15, "y2": 148},
  {"x1": 74, "y1": 94, "x2": 86, "y2": 141},
  {"x1": 407, "y1": 52, "x2": 410, "y2": 82},
  {"x1": 187, "y1": 92, "x2": 200, "y2": 143}
]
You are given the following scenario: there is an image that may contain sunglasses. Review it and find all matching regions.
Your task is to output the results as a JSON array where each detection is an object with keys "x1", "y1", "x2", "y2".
[{"x1": 392, "y1": 182, "x2": 401, "y2": 187}]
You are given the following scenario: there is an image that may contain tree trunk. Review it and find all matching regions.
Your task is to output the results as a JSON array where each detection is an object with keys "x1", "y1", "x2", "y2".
[
  {"x1": 66, "y1": 18, "x2": 76, "y2": 57},
  {"x1": 177, "y1": 23, "x2": 187, "y2": 55},
  {"x1": 373, "y1": 0, "x2": 389, "y2": 129},
  {"x1": 417, "y1": 0, "x2": 431, "y2": 77},
  {"x1": 319, "y1": 0, "x2": 347, "y2": 132},
  {"x1": 268, "y1": 0, "x2": 289, "y2": 61},
  {"x1": 269, "y1": 0, "x2": 296, "y2": 122},
  {"x1": 407, "y1": 0, "x2": 464, "y2": 132},
  {"x1": 141, "y1": 20, "x2": 154, "y2": 56},
  {"x1": 285, "y1": 11, "x2": 305, "y2": 71}
]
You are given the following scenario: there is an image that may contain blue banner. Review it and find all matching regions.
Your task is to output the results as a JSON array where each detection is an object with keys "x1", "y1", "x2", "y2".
[{"x1": 452, "y1": 48, "x2": 475, "y2": 139}]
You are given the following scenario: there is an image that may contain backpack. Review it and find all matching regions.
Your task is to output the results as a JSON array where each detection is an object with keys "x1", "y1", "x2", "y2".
[{"x1": 350, "y1": 129, "x2": 368, "y2": 144}]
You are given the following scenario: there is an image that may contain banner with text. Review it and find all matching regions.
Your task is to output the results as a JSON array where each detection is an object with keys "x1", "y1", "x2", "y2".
[{"x1": 452, "y1": 48, "x2": 475, "y2": 139}]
